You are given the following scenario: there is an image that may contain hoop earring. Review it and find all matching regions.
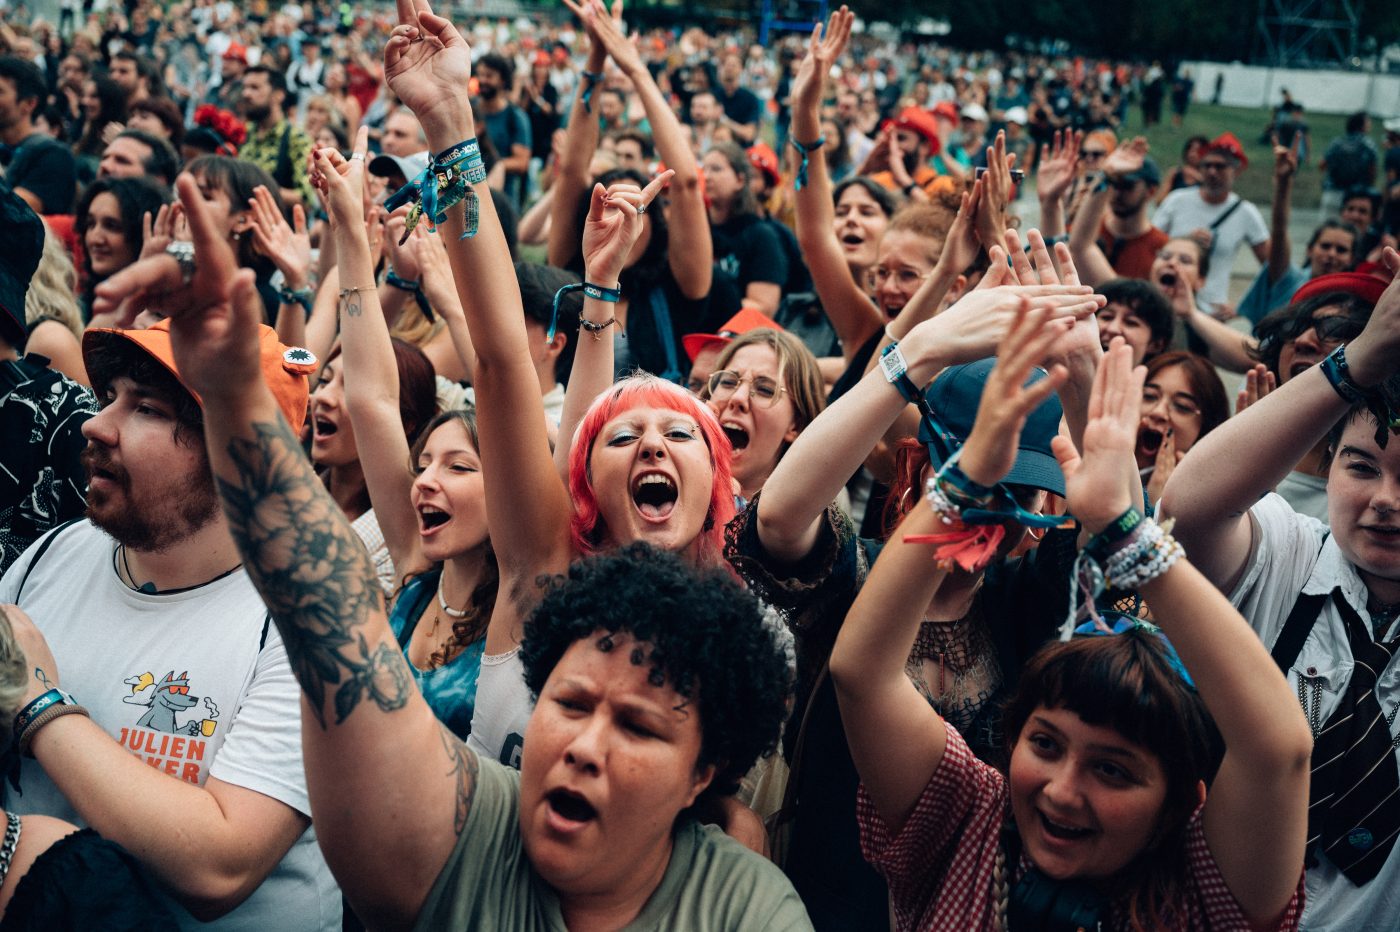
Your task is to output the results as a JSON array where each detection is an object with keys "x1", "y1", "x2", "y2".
[{"x1": 1026, "y1": 525, "x2": 1046, "y2": 542}]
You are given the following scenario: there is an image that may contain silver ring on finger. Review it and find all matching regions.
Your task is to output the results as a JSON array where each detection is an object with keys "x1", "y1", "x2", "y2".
[
  {"x1": 636, "y1": 202, "x2": 647, "y2": 215},
  {"x1": 165, "y1": 241, "x2": 196, "y2": 286}
]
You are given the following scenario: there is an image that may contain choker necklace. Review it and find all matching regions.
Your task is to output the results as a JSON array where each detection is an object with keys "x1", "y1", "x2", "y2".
[
  {"x1": 437, "y1": 574, "x2": 469, "y2": 619},
  {"x1": 115, "y1": 544, "x2": 242, "y2": 595}
]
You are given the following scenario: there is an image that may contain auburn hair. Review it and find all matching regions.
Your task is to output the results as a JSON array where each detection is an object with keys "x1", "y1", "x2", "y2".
[{"x1": 567, "y1": 374, "x2": 736, "y2": 567}]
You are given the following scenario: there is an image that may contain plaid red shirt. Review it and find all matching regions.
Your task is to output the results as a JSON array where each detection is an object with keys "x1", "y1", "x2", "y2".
[{"x1": 856, "y1": 722, "x2": 1305, "y2": 931}]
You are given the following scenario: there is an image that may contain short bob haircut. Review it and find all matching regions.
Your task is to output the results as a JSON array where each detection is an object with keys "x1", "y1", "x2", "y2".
[
  {"x1": 520, "y1": 542, "x2": 788, "y2": 804},
  {"x1": 1003, "y1": 631, "x2": 1224, "y2": 930},
  {"x1": 1099, "y1": 278, "x2": 1174, "y2": 350},
  {"x1": 1142, "y1": 351, "x2": 1230, "y2": 440},
  {"x1": 707, "y1": 327, "x2": 825, "y2": 459},
  {"x1": 567, "y1": 374, "x2": 736, "y2": 567}
]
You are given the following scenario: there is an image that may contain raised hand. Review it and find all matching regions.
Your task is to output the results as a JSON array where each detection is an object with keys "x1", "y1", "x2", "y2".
[
  {"x1": 925, "y1": 275, "x2": 1100, "y2": 366},
  {"x1": 1272, "y1": 133, "x2": 1299, "y2": 185},
  {"x1": 1102, "y1": 135, "x2": 1148, "y2": 180},
  {"x1": 974, "y1": 131, "x2": 1014, "y2": 248},
  {"x1": 247, "y1": 185, "x2": 311, "y2": 289},
  {"x1": 562, "y1": 0, "x2": 638, "y2": 75},
  {"x1": 1036, "y1": 128, "x2": 1081, "y2": 204},
  {"x1": 1235, "y1": 363, "x2": 1277, "y2": 414},
  {"x1": 138, "y1": 202, "x2": 188, "y2": 261},
  {"x1": 310, "y1": 126, "x2": 371, "y2": 229},
  {"x1": 92, "y1": 173, "x2": 239, "y2": 332},
  {"x1": 383, "y1": 0, "x2": 475, "y2": 138},
  {"x1": 958, "y1": 302, "x2": 1072, "y2": 487},
  {"x1": 582, "y1": 169, "x2": 674, "y2": 285},
  {"x1": 98, "y1": 173, "x2": 265, "y2": 409},
  {"x1": 939, "y1": 183, "x2": 983, "y2": 283},
  {"x1": 1050, "y1": 337, "x2": 1145, "y2": 533},
  {"x1": 790, "y1": 6, "x2": 853, "y2": 120},
  {"x1": 1145, "y1": 428, "x2": 1177, "y2": 507},
  {"x1": 1337, "y1": 245, "x2": 1400, "y2": 386},
  {"x1": 412, "y1": 225, "x2": 463, "y2": 323}
]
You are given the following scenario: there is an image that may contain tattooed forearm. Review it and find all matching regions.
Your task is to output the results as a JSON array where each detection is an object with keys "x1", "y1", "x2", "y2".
[
  {"x1": 215, "y1": 417, "x2": 413, "y2": 728},
  {"x1": 437, "y1": 722, "x2": 479, "y2": 835}
]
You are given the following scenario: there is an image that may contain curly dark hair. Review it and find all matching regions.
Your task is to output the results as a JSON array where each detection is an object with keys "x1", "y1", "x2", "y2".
[{"x1": 520, "y1": 543, "x2": 788, "y2": 805}]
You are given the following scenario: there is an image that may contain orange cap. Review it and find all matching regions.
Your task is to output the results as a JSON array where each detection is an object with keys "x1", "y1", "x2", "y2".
[
  {"x1": 747, "y1": 142, "x2": 780, "y2": 187},
  {"x1": 682, "y1": 307, "x2": 783, "y2": 362},
  {"x1": 891, "y1": 106, "x2": 941, "y2": 153},
  {"x1": 83, "y1": 320, "x2": 317, "y2": 433}
]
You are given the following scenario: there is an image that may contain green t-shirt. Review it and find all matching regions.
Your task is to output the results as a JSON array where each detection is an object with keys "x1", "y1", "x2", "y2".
[{"x1": 415, "y1": 757, "x2": 813, "y2": 931}]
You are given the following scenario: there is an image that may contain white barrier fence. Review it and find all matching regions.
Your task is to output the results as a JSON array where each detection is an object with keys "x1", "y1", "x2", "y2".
[{"x1": 1184, "y1": 60, "x2": 1400, "y2": 117}]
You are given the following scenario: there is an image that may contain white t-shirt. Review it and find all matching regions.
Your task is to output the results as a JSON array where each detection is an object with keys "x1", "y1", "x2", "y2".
[
  {"x1": 1230, "y1": 494, "x2": 1400, "y2": 931},
  {"x1": 1276, "y1": 470, "x2": 1328, "y2": 526},
  {"x1": 466, "y1": 647, "x2": 532, "y2": 769},
  {"x1": 1152, "y1": 189, "x2": 1269, "y2": 307},
  {"x1": 0, "y1": 521, "x2": 341, "y2": 932},
  {"x1": 351, "y1": 506, "x2": 397, "y2": 595}
]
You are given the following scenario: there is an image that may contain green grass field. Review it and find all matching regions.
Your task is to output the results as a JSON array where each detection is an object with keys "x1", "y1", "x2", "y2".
[{"x1": 1127, "y1": 102, "x2": 1390, "y2": 207}]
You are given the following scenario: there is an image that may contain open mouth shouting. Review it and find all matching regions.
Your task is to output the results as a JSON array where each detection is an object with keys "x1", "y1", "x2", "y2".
[
  {"x1": 418, "y1": 504, "x2": 452, "y2": 536},
  {"x1": 632, "y1": 472, "x2": 678, "y2": 521},
  {"x1": 312, "y1": 415, "x2": 339, "y2": 443},
  {"x1": 1136, "y1": 426, "x2": 1164, "y2": 461},
  {"x1": 545, "y1": 787, "x2": 599, "y2": 835},
  {"x1": 721, "y1": 422, "x2": 750, "y2": 453}
]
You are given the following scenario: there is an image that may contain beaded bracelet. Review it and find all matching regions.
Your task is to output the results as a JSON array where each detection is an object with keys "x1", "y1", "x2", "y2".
[
  {"x1": 924, "y1": 451, "x2": 998, "y2": 524},
  {"x1": 1062, "y1": 515, "x2": 1183, "y2": 638},
  {"x1": 1320, "y1": 344, "x2": 1366, "y2": 404},
  {"x1": 788, "y1": 134, "x2": 826, "y2": 190}
]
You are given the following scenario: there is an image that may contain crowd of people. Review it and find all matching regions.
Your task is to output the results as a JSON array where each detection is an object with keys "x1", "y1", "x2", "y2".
[{"x1": 1, "y1": 0, "x2": 1400, "y2": 929}]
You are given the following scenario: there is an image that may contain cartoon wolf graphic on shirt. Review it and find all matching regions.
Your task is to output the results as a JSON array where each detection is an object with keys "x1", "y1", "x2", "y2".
[{"x1": 123, "y1": 671, "x2": 219, "y2": 735}]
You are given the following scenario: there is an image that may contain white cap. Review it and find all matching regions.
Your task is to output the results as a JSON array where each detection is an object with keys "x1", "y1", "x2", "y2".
[
  {"x1": 960, "y1": 103, "x2": 989, "y2": 123},
  {"x1": 1003, "y1": 106, "x2": 1028, "y2": 125},
  {"x1": 1384, "y1": 116, "x2": 1400, "y2": 135}
]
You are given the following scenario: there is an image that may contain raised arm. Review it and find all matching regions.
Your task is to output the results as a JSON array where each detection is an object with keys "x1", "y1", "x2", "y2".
[
  {"x1": 756, "y1": 281, "x2": 1098, "y2": 563},
  {"x1": 1169, "y1": 273, "x2": 1257, "y2": 372},
  {"x1": 1068, "y1": 138, "x2": 1151, "y2": 288},
  {"x1": 789, "y1": 8, "x2": 883, "y2": 364},
  {"x1": 1035, "y1": 128, "x2": 1081, "y2": 241},
  {"x1": 832, "y1": 304, "x2": 1070, "y2": 832},
  {"x1": 544, "y1": 7, "x2": 606, "y2": 271},
  {"x1": 1161, "y1": 247, "x2": 1400, "y2": 592},
  {"x1": 92, "y1": 164, "x2": 471, "y2": 930},
  {"x1": 582, "y1": 0, "x2": 712, "y2": 299},
  {"x1": 315, "y1": 128, "x2": 429, "y2": 583},
  {"x1": 553, "y1": 172, "x2": 674, "y2": 480},
  {"x1": 1266, "y1": 137, "x2": 1299, "y2": 284},
  {"x1": 1051, "y1": 339, "x2": 1310, "y2": 927},
  {"x1": 389, "y1": 0, "x2": 576, "y2": 612}
]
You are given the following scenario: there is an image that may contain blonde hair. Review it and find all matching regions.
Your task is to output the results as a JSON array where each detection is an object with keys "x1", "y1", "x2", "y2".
[
  {"x1": 389, "y1": 299, "x2": 444, "y2": 349},
  {"x1": 0, "y1": 608, "x2": 32, "y2": 748},
  {"x1": 25, "y1": 229, "x2": 84, "y2": 340},
  {"x1": 710, "y1": 327, "x2": 826, "y2": 444}
]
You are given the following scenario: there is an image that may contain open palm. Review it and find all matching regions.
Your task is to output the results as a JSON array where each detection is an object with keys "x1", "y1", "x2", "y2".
[
  {"x1": 383, "y1": 0, "x2": 474, "y2": 129},
  {"x1": 790, "y1": 6, "x2": 852, "y2": 114}
]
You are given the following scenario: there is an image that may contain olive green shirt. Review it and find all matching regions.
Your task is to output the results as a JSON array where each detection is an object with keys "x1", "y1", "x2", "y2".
[{"x1": 414, "y1": 757, "x2": 813, "y2": 931}]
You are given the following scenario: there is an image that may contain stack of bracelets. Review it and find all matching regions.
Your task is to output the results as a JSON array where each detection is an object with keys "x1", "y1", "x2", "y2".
[
  {"x1": 13, "y1": 687, "x2": 89, "y2": 758},
  {"x1": 1063, "y1": 506, "x2": 1185, "y2": 638},
  {"x1": 384, "y1": 137, "x2": 489, "y2": 242},
  {"x1": 924, "y1": 449, "x2": 998, "y2": 522}
]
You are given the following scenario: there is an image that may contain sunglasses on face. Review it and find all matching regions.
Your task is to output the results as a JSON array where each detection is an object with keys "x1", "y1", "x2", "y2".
[
  {"x1": 1080, "y1": 149, "x2": 1107, "y2": 160},
  {"x1": 1288, "y1": 315, "x2": 1364, "y2": 343}
]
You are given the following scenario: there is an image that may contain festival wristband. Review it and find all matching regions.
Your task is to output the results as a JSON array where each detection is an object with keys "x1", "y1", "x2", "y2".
[
  {"x1": 1084, "y1": 506, "x2": 1144, "y2": 562},
  {"x1": 879, "y1": 342, "x2": 923, "y2": 406},
  {"x1": 19, "y1": 702, "x2": 90, "y2": 757},
  {"x1": 788, "y1": 134, "x2": 825, "y2": 191},
  {"x1": 14, "y1": 688, "x2": 76, "y2": 737},
  {"x1": 583, "y1": 281, "x2": 622, "y2": 303}
]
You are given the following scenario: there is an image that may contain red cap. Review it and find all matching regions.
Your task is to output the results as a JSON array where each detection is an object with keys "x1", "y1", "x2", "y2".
[
  {"x1": 747, "y1": 142, "x2": 780, "y2": 188},
  {"x1": 222, "y1": 42, "x2": 248, "y2": 63},
  {"x1": 1290, "y1": 270, "x2": 1392, "y2": 309},
  {"x1": 892, "y1": 107, "x2": 941, "y2": 153},
  {"x1": 682, "y1": 308, "x2": 783, "y2": 362},
  {"x1": 1205, "y1": 132, "x2": 1248, "y2": 169},
  {"x1": 83, "y1": 321, "x2": 317, "y2": 434},
  {"x1": 931, "y1": 101, "x2": 960, "y2": 124}
]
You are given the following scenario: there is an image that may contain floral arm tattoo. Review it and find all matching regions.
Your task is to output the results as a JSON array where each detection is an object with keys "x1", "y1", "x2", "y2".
[{"x1": 215, "y1": 417, "x2": 413, "y2": 729}]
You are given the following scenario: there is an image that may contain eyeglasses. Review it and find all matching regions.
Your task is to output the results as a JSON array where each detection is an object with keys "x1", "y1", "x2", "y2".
[
  {"x1": 707, "y1": 370, "x2": 786, "y2": 406},
  {"x1": 1288, "y1": 314, "x2": 1364, "y2": 344},
  {"x1": 1080, "y1": 149, "x2": 1108, "y2": 160}
]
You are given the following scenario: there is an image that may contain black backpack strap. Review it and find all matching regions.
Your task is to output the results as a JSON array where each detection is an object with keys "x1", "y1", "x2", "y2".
[
  {"x1": 1208, "y1": 195, "x2": 1244, "y2": 233},
  {"x1": 259, "y1": 612, "x2": 272, "y2": 652},
  {"x1": 15, "y1": 518, "x2": 84, "y2": 602}
]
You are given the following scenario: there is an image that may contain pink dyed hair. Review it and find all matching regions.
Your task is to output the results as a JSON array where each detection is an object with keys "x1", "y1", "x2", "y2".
[{"x1": 567, "y1": 374, "x2": 736, "y2": 567}]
